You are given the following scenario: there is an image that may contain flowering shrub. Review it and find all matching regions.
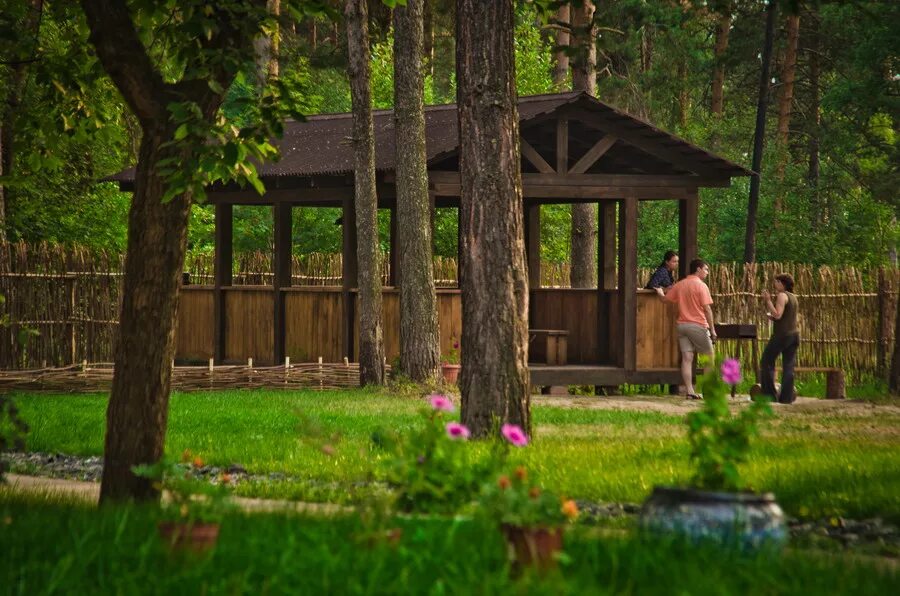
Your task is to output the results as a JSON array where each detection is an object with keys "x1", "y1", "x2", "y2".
[
  {"x1": 478, "y1": 465, "x2": 579, "y2": 528},
  {"x1": 132, "y1": 450, "x2": 234, "y2": 524},
  {"x1": 687, "y1": 358, "x2": 773, "y2": 492},
  {"x1": 374, "y1": 395, "x2": 499, "y2": 514},
  {"x1": 442, "y1": 338, "x2": 460, "y2": 365}
]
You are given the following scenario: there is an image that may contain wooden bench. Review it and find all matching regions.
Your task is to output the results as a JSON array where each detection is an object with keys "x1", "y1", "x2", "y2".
[
  {"x1": 528, "y1": 329, "x2": 569, "y2": 366},
  {"x1": 752, "y1": 367, "x2": 846, "y2": 400}
]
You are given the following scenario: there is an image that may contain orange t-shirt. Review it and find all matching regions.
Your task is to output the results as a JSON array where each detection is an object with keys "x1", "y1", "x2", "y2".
[{"x1": 665, "y1": 275, "x2": 713, "y2": 327}]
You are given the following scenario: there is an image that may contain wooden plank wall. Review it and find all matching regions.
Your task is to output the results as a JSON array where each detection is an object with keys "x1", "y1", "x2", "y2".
[
  {"x1": 284, "y1": 288, "x2": 344, "y2": 362},
  {"x1": 175, "y1": 287, "x2": 215, "y2": 361},
  {"x1": 530, "y1": 289, "x2": 599, "y2": 363},
  {"x1": 354, "y1": 289, "x2": 462, "y2": 364},
  {"x1": 635, "y1": 290, "x2": 680, "y2": 369},
  {"x1": 224, "y1": 287, "x2": 274, "y2": 364}
]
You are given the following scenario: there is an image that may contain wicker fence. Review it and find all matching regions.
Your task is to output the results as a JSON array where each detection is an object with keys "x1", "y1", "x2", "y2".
[{"x1": 1, "y1": 241, "x2": 896, "y2": 379}]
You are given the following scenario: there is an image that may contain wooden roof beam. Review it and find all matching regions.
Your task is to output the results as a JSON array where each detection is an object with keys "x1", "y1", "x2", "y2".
[
  {"x1": 568, "y1": 135, "x2": 618, "y2": 174},
  {"x1": 573, "y1": 108, "x2": 729, "y2": 178},
  {"x1": 520, "y1": 138, "x2": 555, "y2": 173}
]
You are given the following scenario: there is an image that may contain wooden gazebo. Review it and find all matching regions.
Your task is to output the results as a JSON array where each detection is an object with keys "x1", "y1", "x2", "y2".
[{"x1": 113, "y1": 91, "x2": 750, "y2": 387}]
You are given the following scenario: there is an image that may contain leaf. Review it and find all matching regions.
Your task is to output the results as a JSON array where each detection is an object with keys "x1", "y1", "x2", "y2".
[
  {"x1": 223, "y1": 143, "x2": 239, "y2": 167},
  {"x1": 174, "y1": 123, "x2": 189, "y2": 141}
]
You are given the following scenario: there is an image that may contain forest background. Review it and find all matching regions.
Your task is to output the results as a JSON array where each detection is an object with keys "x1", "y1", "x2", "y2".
[{"x1": 0, "y1": 0, "x2": 896, "y2": 269}]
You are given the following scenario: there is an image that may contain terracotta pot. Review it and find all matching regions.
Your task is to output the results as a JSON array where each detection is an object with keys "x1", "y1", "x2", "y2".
[
  {"x1": 501, "y1": 524, "x2": 564, "y2": 571},
  {"x1": 640, "y1": 486, "x2": 786, "y2": 550},
  {"x1": 441, "y1": 364, "x2": 460, "y2": 384},
  {"x1": 157, "y1": 521, "x2": 220, "y2": 552}
]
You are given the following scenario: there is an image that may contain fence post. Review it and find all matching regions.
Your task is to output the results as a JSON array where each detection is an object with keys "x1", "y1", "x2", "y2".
[
  {"x1": 878, "y1": 267, "x2": 892, "y2": 378},
  {"x1": 209, "y1": 357, "x2": 214, "y2": 390},
  {"x1": 67, "y1": 278, "x2": 76, "y2": 365},
  {"x1": 318, "y1": 356, "x2": 323, "y2": 390}
]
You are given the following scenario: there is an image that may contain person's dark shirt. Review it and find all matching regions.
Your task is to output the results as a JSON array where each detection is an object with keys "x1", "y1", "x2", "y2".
[{"x1": 645, "y1": 265, "x2": 675, "y2": 289}]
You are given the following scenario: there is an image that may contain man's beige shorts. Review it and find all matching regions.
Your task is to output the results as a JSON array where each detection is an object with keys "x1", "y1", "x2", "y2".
[{"x1": 677, "y1": 323, "x2": 713, "y2": 354}]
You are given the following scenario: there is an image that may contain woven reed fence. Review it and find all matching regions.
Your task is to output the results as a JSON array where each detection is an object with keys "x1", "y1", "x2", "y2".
[
  {"x1": 1, "y1": 241, "x2": 897, "y2": 379},
  {"x1": 0, "y1": 360, "x2": 381, "y2": 392}
]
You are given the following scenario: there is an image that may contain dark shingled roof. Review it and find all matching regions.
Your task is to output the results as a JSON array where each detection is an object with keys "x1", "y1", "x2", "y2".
[{"x1": 108, "y1": 92, "x2": 750, "y2": 184}]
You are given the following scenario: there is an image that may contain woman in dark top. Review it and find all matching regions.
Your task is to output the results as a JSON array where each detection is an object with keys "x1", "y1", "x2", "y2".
[
  {"x1": 761, "y1": 273, "x2": 800, "y2": 403},
  {"x1": 645, "y1": 250, "x2": 679, "y2": 291}
]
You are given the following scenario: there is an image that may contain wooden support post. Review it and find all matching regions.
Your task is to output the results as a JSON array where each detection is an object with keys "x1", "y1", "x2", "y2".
[
  {"x1": 524, "y1": 204, "x2": 541, "y2": 289},
  {"x1": 556, "y1": 116, "x2": 568, "y2": 173},
  {"x1": 597, "y1": 201, "x2": 617, "y2": 363},
  {"x1": 678, "y1": 190, "x2": 698, "y2": 279},
  {"x1": 214, "y1": 202, "x2": 233, "y2": 364},
  {"x1": 618, "y1": 197, "x2": 638, "y2": 371},
  {"x1": 456, "y1": 203, "x2": 463, "y2": 288},
  {"x1": 67, "y1": 279, "x2": 76, "y2": 365},
  {"x1": 389, "y1": 202, "x2": 399, "y2": 287},
  {"x1": 273, "y1": 202, "x2": 292, "y2": 365},
  {"x1": 342, "y1": 194, "x2": 358, "y2": 361}
]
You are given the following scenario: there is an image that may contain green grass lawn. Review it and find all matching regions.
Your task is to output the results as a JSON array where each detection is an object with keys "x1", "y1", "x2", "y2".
[
  {"x1": 9, "y1": 388, "x2": 900, "y2": 523},
  {"x1": 1, "y1": 491, "x2": 896, "y2": 595}
]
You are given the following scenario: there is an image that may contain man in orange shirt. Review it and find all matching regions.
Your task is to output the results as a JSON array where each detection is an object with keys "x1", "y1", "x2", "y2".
[{"x1": 655, "y1": 259, "x2": 716, "y2": 399}]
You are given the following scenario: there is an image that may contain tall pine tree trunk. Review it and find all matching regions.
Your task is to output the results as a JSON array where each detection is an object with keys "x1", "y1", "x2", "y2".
[
  {"x1": 552, "y1": 4, "x2": 570, "y2": 88},
  {"x1": 743, "y1": 0, "x2": 778, "y2": 264},
  {"x1": 456, "y1": 0, "x2": 530, "y2": 436},
  {"x1": 570, "y1": 0, "x2": 597, "y2": 289},
  {"x1": 345, "y1": 0, "x2": 385, "y2": 386},
  {"x1": 776, "y1": 14, "x2": 799, "y2": 147},
  {"x1": 394, "y1": 0, "x2": 440, "y2": 383},
  {"x1": 710, "y1": 13, "x2": 730, "y2": 116},
  {"x1": 806, "y1": 9, "x2": 821, "y2": 227}
]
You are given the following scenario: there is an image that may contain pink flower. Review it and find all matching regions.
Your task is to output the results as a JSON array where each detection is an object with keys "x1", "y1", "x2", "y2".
[
  {"x1": 501, "y1": 423, "x2": 529, "y2": 447},
  {"x1": 721, "y1": 358, "x2": 742, "y2": 385},
  {"x1": 445, "y1": 422, "x2": 470, "y2": 440},
  {"x1": 429, "y1": 394, "x2": 454, "y2": 412}
]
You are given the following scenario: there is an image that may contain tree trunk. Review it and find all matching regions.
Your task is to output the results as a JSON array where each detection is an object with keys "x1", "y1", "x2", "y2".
[
  {"x1": 423, "y1": 0, "x2": 434, "y2": 79},
  {"x1": 394, "y1": 0, "x2": 440, "y2": 383},
  {"x1": 570, "y1": 0, "x2": 597, "y2": 288},
  {"x1": 552, "y1": 4, "x2": 570, "y2": 88},
  {"x1": 710, "y1": 13, "x2": 730, "y2": 116},
  {"x1": 81, "y1": 0, "x2": 245, "y2": 502},
  {"x1": 776, "y1": 14, "x2": 799, "y2": 147},
  {"x1": 640, "y1": 25, "x2": 653, "y2": 73},
  {"x1": 890, "y1": 291, "x2": 900, "y2": 397},
  {"x1": 806, "y1": 8, "x2": 821, "y2": 224},
  {"x1": 100, "y1": 128, "x2": 192, "y2": 502},
  {"x1": 346, "y1": 0, "x2": 385, "y2": 386},
  {"x1": 456, "y1": 0, "x2": 530, "y2": 436},
  {"x1": 743, "y1": 0, "x2": 778, "y2": 264}
]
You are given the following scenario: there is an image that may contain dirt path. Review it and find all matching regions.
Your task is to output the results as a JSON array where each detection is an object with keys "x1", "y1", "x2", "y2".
[
  {"x1": 533, "y1": 394, "x2": 900, "y2": 418},
  {"x1": 1, "y1": 474, "x2": 349, "y2": 515}
]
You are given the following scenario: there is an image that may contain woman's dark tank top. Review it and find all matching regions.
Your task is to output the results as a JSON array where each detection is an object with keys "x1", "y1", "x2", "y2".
[{"x1": 773, "y1": 292, "x2": 799, "y2": 337}]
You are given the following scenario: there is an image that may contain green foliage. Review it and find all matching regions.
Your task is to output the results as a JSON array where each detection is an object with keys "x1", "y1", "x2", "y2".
[
  {"x1": 374, "y1": 401, "x2": 499, "y2": 514},
  {"x1": 687, "y1": 359, "x2": 773, "y2": 492},
  {"x1": 132, "y1": 451, "x2": 234, "y2": 524},
  {"x1": 478, "y1": 465, "x2": 578, "y2": 527}
]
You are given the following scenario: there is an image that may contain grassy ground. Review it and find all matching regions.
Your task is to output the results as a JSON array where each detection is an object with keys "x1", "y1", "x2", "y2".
[
  {"x1": 1, "y1": 491, "x2": 896, "y2": 595},
  {"x1": 9, "y1": 388, "x2": 900, "y2": 523}
]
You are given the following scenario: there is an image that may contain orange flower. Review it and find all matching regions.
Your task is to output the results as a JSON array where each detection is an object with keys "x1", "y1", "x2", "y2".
[
  {"x1": 561, "y1": 499, "x2": 579, "y2": 520},
  {"x1": 220, "y1": 473, "x2": 232, "y2": 484},
  {"x1": 498, "y1": 475, "x2": 511, "y2": 490},
  {"x1": 528, "y1": 486, "x2": 541, "y2": 499},
  {"x1": 514, "y1": 466, "x2": 527, "y2": 481},
  {"x1": 192, "y1": 456, "x2": 204, "y2": 468},
  {"x1": 180, "y1": 449, "x2": 192, "y2": 463}
]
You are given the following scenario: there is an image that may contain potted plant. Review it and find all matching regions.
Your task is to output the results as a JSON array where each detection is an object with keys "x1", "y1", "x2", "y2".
[
  {"x1": 478, "y1": 456, "x2": 579, "y2": 572},
  {"x1": 640, "y1": 358, "x2": 786, "y2": 550},
  {"x1": 133, "y1": 450, "x2": 233, "y2": 552},
  {"x1": 441, "y1": 338, "x2": 461, "y2": 384}
]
